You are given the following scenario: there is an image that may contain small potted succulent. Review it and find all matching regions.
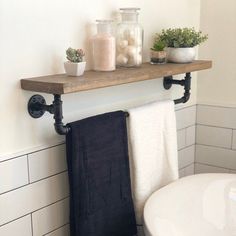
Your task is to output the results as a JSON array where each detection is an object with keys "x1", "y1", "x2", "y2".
[
  {"x1": 158, "y1": 28, "x2": 208, "y2": 63},
  {"x1": 150, "y1": 37, "x2": 167, "y2": 64},
  {"x1": 64, "y1": 47, "x2": 86, "y2": 76}
]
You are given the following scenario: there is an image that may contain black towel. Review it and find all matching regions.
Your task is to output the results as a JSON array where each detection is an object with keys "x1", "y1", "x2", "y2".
[{"x1": 66, "y1": 111, "x2": 137, "y2": 236}]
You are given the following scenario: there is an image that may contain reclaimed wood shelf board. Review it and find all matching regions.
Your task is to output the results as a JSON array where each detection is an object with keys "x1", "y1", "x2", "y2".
[{"x1": 21, "y1": 60, "x2": 212, "y2": 95}]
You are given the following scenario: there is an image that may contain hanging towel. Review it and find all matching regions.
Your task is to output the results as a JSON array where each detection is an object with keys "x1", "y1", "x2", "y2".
[
  {"x1": 127, "y1": 100, "x2": 179, "y2": 224},
  {"x1": 66, "y1": 111, "x2": 137, "y2": 236}
]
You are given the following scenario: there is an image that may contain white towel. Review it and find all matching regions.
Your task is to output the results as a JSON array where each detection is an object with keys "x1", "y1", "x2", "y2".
[{"x1": 127, "y1": 100, "x2": 179, "y2": 224}]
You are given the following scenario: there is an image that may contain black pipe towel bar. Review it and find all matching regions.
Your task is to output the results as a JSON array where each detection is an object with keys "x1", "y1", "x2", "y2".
[{"x1": 27, "y1": 72, "x2": 192, "y2": 135}]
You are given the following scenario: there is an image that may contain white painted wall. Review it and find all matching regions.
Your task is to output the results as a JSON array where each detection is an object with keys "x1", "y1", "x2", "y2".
[
  {"x1": 198, "y1": 0, "x2": 236, "y2": 106},
  {"x1": 0, "y1": 0, "x2": 200, "y2": 156}
]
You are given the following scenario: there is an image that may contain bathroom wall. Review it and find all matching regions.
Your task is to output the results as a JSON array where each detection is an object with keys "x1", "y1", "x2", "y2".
[
  {"x1": 198, "y1": 0, "x2": 236, "y2": 107},
  {"x1": 0, "y1": 0, "x2": 202, "y2": 235},
  {"x1": 197, "y1": 0, "x2": 236, "y2": 173},
  {"x1": 0, "y1": 0, "x2": 201, "y2": 156},
  {"x1": 195, "y1": 105, "x2": 236, "y2": 174},
  {"x1": 0, "y1": 105, "x2": 196, "y2": 236}
]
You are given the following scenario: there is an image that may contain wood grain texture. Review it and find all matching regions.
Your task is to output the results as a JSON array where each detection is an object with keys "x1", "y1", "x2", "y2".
[{"x1": 21, "y1": 60, "x2": 212, "y2": 95}]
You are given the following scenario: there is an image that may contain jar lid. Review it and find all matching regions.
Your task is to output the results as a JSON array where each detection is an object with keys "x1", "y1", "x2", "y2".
[
  {"x1": 119, "y1": 8, "x2": 140, "y2": 12},
  {"x1": 96, "y1": 20, "x2": 114, "y2": 24}
]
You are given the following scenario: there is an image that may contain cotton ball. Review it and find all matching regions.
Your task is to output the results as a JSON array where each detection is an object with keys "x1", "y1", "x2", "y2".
[
  {"x1": 128, "y1": 36, "x2": 136, "y2": 46},
  {"x1": 126, "y1": 46, "x2": 136, "y2": 58},
  {"x1": 116, "y1": 54, "x2": 128, "y2": 65},
  {"x1": 118, "y1": 40, "x2": 128, "y2": 49},
  {"x1": 124, "y1": 29, "x2": 134, "y2": 39},
  {"x1": 117, "y1": 46, "x2": 126, "y2": 55}
]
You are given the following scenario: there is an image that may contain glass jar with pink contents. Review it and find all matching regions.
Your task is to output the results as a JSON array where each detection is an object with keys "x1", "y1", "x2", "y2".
[{"x1": 92, "y1": 20, "x2": 116, "y2": 72}]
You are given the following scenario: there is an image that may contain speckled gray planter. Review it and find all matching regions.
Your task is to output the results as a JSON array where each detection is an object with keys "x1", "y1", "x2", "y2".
[{"x1": 167, "y1": 47, "x2": 196, "y2": 63}]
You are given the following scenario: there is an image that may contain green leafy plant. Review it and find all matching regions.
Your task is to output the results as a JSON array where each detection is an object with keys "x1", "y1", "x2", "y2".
[
  {"x1": 66, "y1": 47, "x2": 85, "y2": 63},
  {"x1": 157, "y1": 28, "x2": 208, "y2": 48},
  {"x1": 151, "y1": 38, "x2": 166, "y2": 51}
]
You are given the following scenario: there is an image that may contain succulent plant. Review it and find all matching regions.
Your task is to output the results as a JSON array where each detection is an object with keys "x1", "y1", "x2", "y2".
[
  {"x1": 151, "y1": 37, "x2": 166, "y2": 51},
  {"x1": 157, "y1": 28, "x2": 208, "y2": 48},
  {"x1": 66, "y1": 47, "x2": 85, "y2": 63}
]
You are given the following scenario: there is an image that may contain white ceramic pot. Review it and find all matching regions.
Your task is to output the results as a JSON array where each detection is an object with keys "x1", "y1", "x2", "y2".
[
  {"x1": 64, "y1": 61, "x2": 86, "y2": 76},
  {"x1": 167, "y1": 47, "x2": 196, "y2": 63}
]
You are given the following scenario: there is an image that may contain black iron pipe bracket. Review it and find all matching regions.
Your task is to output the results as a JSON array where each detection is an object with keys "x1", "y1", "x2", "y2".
[
  {"x1": 163, "y1": 72, "x2": 191, "y2": 104},
  {"x1": 28, "y1": 94, "x2": 70, "y2": 135},
  {"x1": 28, "y1": 73, "x2": 191, "y2": 135}
]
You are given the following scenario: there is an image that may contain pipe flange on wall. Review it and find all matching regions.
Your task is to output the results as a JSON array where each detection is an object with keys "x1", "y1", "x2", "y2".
[{"x1": 28, "y1": 95, "x2": 47, "y2": 118}]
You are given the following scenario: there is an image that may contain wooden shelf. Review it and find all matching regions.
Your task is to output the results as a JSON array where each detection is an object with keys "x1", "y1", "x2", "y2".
[{"x1": 21, "y1": 60, "x2": 212, "y2": 95}]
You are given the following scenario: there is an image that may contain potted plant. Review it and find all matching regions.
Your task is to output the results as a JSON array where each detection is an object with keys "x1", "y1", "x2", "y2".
[
  {"x1": 158, "y1": 28, "x2": 208, "y2": 63},
  {"x1": 64, "y1": 47, "x2": 86, "y2": 76},
  {"x1": 150, "y1": 38, "x2": 167, "y2": 64}
]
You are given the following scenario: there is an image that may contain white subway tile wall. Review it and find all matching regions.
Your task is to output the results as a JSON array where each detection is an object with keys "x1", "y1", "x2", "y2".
[
  {"x1": 195, "y1": 163, "x2": 229, "y2": 174},
  {"x1": 32, "y1": 198, "x2": 69, "y2": 236},
  {"x1": 197, "y1": 105, "x2": 236, "y2": 129},
  {"x1": 196, "y1": 105, "x2": 236, "y2": 173},
  {"x1": 28, "y1": 145, "x2": 67, "y2": 183},
  {"x1": 45, "y1": 224, "x2": 70, "y2": 236},
  {"x1": 0, "y1": 106, "x2": 196, "y2": 235},
  {"x1": 196, "y1": 125, "x2": 232, "y2": 149},
  {"x1": 0, "y1": 215, "x2": 32, "y2": 236},
  {"x1": 176, "y1": 106, "x2": 196, "y2": 178},
  {"x1": 232, "y1": 130, "x2": 236, "y2": 150},
  {"x1": 178, "y1": 146, "x2": 195, "y2": 169},
  {"x1": 0, "y1": 156, "x2": 29, "y2": 194}
]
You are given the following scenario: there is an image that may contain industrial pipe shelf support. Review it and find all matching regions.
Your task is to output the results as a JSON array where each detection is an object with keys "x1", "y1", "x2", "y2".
[
  {"x1": 27, "y1": 73, "x2": 192, "y2": 135},
  {"x1": 163, "y1": 72, "x2": 191, "y2": 104},
  {"x1": 28, "y1": 94, "x2": 70, "y2": 135}
]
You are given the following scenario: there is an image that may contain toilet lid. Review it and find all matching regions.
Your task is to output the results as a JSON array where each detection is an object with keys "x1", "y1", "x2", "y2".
[{"x1": 143, "y1": 174, "x2": 236, "y2": 236}]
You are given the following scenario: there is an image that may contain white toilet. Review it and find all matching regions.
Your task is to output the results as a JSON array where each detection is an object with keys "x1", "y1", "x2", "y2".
[{"x1": 143, "y1": 173, "x2": 236, "y2": 236}]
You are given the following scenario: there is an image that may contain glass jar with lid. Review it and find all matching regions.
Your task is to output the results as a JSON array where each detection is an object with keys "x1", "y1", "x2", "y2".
[
  {"x1": 92, "y1": 20, "x2": 116, "y2": 71},
  {"x1": 116, "y1": 8, "x2": 143, "y2": 68}
]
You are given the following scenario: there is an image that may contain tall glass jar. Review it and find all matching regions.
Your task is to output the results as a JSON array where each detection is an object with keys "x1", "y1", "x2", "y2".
[
  {"x1": 116, "y1": 8, "x2": 143, "y2": 68},
  {"x1": 92, "y1": 20, "x2": 116, "y2": 71}
]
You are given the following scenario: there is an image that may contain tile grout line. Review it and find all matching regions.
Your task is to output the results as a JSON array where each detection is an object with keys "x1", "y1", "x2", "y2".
[
  {"x1": 197, "y1": 103, "x2": 236, "y2": 110},
  {"x1": 42, "y1": 223, "x2": 69, "y2": 236},
  {"x1": 30, "y1": 196, "x2": 69, "y2": 215},
  {"x1": 197, "y1": 123, "x2": 235, "y2": 130},
  {"x1": 0, "y1": 196, "x2": 70, "y2": 228},
  {"x1": 0, "y1": 214, "x2": 31, "y2": 228},
  {"x1": 0, "y1": 143, "x2": 66, "y2": 164},
  {"x1": 179, "y1": 162, "x2": 194, "y2": 171},
  {"x1": 0, "y1": 171, "x2": 68, "y2": 197},
  {"x1": 231, "y1": 128, "x2": 234, "y2": 150},
  {"x1": 184, "y1": 128, "x2": 187, "y2": 148},
  {"x1": 177, "y1": 124, "x2": 196, "y2": 132},
  {"x1": 178, "y1": 144, "x2": 195, "y2": 152},
  {"x1": 175, "y1": 104, "x2": 197, "y2": 112},
  {"x1": 195, "y1": 162, "x2": 233, "y2": 172},
  {"x1": 30, "y1": 170, "x2": 68, "y2": 185},
  {"x1": 31, "y1": 213, "x2": 34, "y2": 236},
  {"x1": 196, "y1": 143, "x2": 236, "y2": 151},
  {"x1": 0, "y1": 183, "x2": 29, "y2": 196},
  {"x1": 197, "y1": 123, "x2": 236, "y2": 130},
  {"x1": 27, "y1": 154, "x2": 30, "y2": 184}
]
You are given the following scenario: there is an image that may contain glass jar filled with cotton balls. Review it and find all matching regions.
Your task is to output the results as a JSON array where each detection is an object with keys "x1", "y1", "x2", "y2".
[{"x1": 116, "y1": 8, "x2": 143, "y2": 67}]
